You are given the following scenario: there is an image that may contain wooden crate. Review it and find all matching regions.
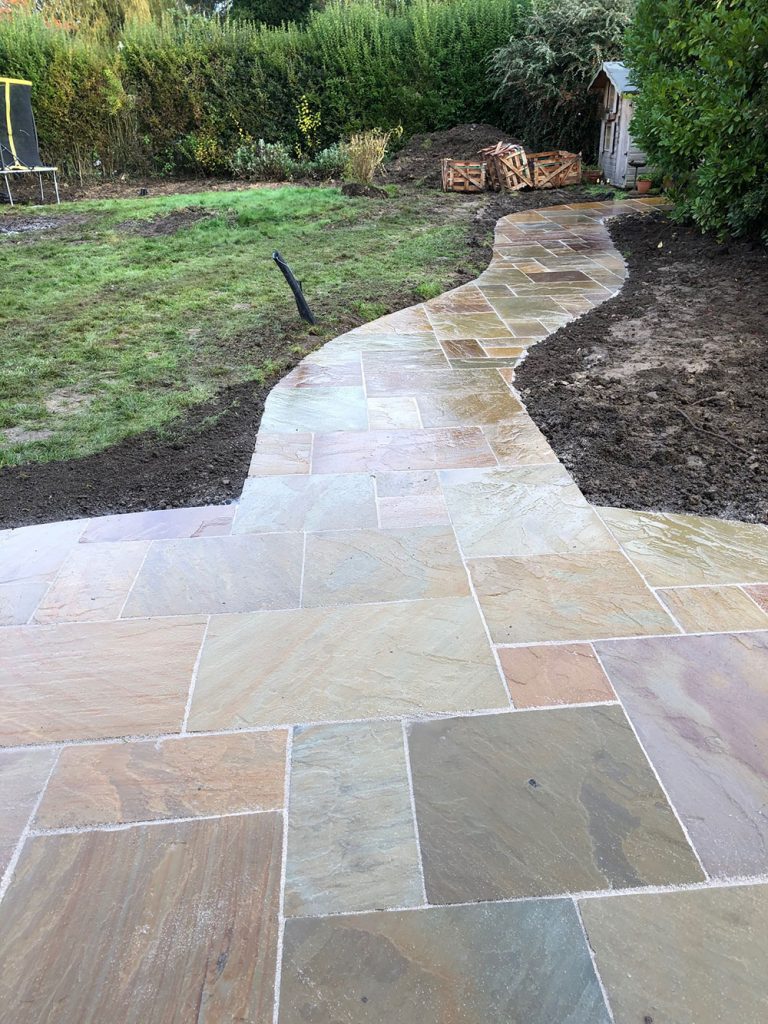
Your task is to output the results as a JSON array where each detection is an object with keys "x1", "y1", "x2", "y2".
[
  {"x1": 441, "y1": 159, "x2": 486, "y2": 193},
  {"x1": 480, "y1": 143, "x2": 531, "y2": 192},
  {"x1": 527, "y1": 150, "x2": 582, "y2": 189}
]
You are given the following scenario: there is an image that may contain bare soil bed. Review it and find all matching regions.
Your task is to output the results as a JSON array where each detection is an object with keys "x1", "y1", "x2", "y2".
[
  {"x1": 385, "y1": 123, "x2": 522, "y2": 187},
  {"x1": 516, "y1": 212, "x2": 768, "y2": 523}
]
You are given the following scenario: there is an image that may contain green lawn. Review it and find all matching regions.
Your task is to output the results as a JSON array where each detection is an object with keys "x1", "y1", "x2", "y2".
[{"x1": 0, "y1": 185, "x2": 484, "y2": 467}]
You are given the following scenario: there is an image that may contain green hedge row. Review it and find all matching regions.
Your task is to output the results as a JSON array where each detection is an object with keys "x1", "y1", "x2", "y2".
[
  {"x1": 626, "y1": 0, "x2": 768, "y2": 239},
  {"x1": 0, "y1": 0, "x2": 530, "y2": 179}
]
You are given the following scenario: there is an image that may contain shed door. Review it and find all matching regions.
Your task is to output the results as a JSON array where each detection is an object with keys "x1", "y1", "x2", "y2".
[{"x1": 617, "y1": 102, "x2": 631, "y2": 187}]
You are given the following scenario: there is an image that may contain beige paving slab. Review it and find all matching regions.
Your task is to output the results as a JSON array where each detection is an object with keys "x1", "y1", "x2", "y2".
[
  {"x1": 285, "y1": 721, "x2": 422, "y2": 916},
  {"x1": 0, "y1": 748, "x2": 57, "y2": 871},
  {"x1": 248, "y1": 433, "x2": 312, "y2": 477},
  {"x1": 0, "y1": 616, "x2": 206, "y2": 745},
  {"x1": 374, "y1": 470, "x2": 441, "y2": 497},
  {"x1": 31, "y1": 540, "x2": 149, "y2": 624},
  {"x1": 278, "y1": 361, "x2": 362, "y2": 387},
  {"x1": 122, "y1": 533, "x2": 303, "y2": 617},
  {"x1": 302, "y1": 526, "x2": 468, "y2": 607},
  {"x1": 0, "y1": 519, "x2": 84, "y2": 584},
  {"x1": 354, "y1": 306, "x2": 432, "y2": 334},
  {"x1": 311, "y1": 427, "x2": 497, "y2": 474},
  {"x1": 745, "y1": 583, "x2": 768, "y2": 612},
  {"x1": 469, "y1": 552, "x2": 677, "y2": 644},
  {"x1": 377, "y1": 494, "x2": 451, "y2": 529},
  {"x1": 0, "y1": 814, "x2": 282, "y2": 1024},
  {"x1": 657, "y1": 585, "x2": 768, "y2": 633},
  {"x1": 427, "y1": 312, "x2": 513, "y2": 341},
  {"x1": 440, "y1": 465, "x2": 617, "y2": 557},
  {"x1": 598, "y1": 506, "x2": 768, "y2": 585},
  {"x1": 581, "y1": 885, "x2": 768, "y2": 1024},
  {"x1": 361, "y1": 350, "x2": 449, "y2": 372},
  {"x1": 234, "y1": 473, "x2": 377, "y2": 534},
  {"x1": 367, "y1": 396, "x2": 422, "y2": 429},
  {"x1": 188, "y1": 598, "x2": 507, "y2": 730},
  {"x1": 424, "y1": 286, "x2": 493, "y2": 314},
  {"x1": 334, "y1": 332, "x2": 439, "y2": 351},
  {"x1": 36, "y1": 730, "x2": 287, "y2": 829},
  {"x1": 259, "y1": 386, "x2": 369, "y2": 433},
  {"x1": 596, "y1": 631, "x2": 768, "y2": 877},
  {"x1": 415, "y1": 390, "x2": 523, "y2": 427},
  {"x1": 0, "y1": 577, "x2": 49, "y2": 626},
  {"x1": 364, "y1": 368, "x2": 507, "y2": 397},
  {"x1": 79, "y1": 504, "x2": 234, "y2": 542},
  {"x1": 498, "y1": 643, "x2": 615, "y2": 708},
  {"x1": 481, "y1": 417, "x2": 558, "y2": 465}
]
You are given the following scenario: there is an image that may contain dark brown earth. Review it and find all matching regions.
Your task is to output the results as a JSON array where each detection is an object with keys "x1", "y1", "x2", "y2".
[
  {"x1": 0, "y1": 184, "x2": 621, "y2": 528},
  {"x1": 384, "y1": 123, "x2": 522, "y2": 187},
  {"x1": 516, "y1": 212, "x2": 768, "y2": 523}
]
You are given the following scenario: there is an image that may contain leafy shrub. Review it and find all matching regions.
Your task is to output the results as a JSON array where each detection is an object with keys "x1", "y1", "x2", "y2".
[
  {"x1": 625, "y1": 0, "x2": 768, "y2": 239},
  {"x1": 308, "y1": 142, "x2": 349, "y2": 180},
  {"x1": 345, "y1": 127, "x2": 399, "y2": 184},
  {"x1": 230, "y1": 137, "x2": 299, "y2": 180},
  {"x1": 490, "y1": 0, "x2": 632, "y2": 159}
]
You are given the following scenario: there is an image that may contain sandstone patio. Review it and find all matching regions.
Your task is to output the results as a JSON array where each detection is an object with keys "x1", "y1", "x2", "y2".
[{"x1": 0, "y1": 198, "x2": 766, "y2": 1023}]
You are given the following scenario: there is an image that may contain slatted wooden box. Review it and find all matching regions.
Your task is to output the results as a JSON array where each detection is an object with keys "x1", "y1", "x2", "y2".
[
  {"x1": 527, "y1": 150, "x2": 582, "y2": 189},
  {"x1": 441, "y1": 159, "x2": 486, "y2": 193}
]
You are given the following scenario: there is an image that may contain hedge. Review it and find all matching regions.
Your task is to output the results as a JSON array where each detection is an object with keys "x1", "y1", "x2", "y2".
[
  {"x1": 0, "y1": 0, "x2": 530, "y2": 179},
  {"x1": 626, "y1": 0, "x2": 768, "y2": 239}
]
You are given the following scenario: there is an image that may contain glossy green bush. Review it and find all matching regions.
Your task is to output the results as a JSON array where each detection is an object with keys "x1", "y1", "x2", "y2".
[{"x1": 626, "y1": 0, "x2": 768, "y2": 239}]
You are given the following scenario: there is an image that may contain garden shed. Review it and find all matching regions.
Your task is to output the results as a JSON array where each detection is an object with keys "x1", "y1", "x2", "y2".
[{"x1": 588, "y1": 61, "x2": 647, "y2": 188}]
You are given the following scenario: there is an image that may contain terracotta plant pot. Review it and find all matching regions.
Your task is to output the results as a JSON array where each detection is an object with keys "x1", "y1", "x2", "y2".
[
  {"x1": 637, "y1": 179, "x2": 652, "y2": 194},
  {"x1": 583, "y1": 169, "x2": 602, "y2": 184}
]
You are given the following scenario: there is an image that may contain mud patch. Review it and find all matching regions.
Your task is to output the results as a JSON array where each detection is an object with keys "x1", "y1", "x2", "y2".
[
  {"x1": 516, "y1": 212, "x2": 768, "y2": 523},
  {"x1": 117, "y1": 206, "x2": 215, "y2": 236}
]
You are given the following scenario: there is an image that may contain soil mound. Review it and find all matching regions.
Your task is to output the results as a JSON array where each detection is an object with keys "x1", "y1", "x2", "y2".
[{"x1": 385, "y1": 123, "x2": 521, "y2": 187}]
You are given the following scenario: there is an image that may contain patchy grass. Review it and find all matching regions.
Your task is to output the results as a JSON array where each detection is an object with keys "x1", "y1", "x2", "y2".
[{"x1": 0, "y1": 185, "x2": 484, "y2": 467}]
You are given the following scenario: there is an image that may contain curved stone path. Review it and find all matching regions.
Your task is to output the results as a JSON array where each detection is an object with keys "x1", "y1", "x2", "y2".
[{"x1": 1, "y1": 199, "x2": 767, "y2": 1023}]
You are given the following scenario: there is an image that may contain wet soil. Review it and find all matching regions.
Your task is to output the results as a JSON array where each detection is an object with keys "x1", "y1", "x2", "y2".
[{"x1": 516, "y1": 212, "x2": 768, "y2": 523}]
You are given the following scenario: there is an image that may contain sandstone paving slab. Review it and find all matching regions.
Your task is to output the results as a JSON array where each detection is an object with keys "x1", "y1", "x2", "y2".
[
  {"x1": 0, "y1": 577, "x2": 49, "y2": 626},
  {"x1": 35, "y1": 730, "x2": 287, "y2": 830},
  {"x1": 427, "y1": 312, "x2": 513, "y2": 341},
  {"x1": 408, "y1": 706, "x2": 703, "y2": 903},
  {"x1": 373, "y1": 470, "x2": 441, "y2": 497},
  {"x1": 415, "y1": 390, "x2": 523, "y2": 427},
  {"x1": 311, "y1": 427, "x2": 497, "y2": 474},
  {"x1": 188, "y1": 598, "x2": 507, "y2": 730},
  {"x1": 0, "y1": 616, "x2": 206, "y2": 745},
  {"x1": 0, "y1": 748, "x2": 56, "y2": 871},
  {"x1": 361, "y1": 349, "x2": 449, "y2": 371},
  {"x1": 498, "y1": 642, "x2": 615, "y2": 708},
  {"x1": 481, "y1": 417, "x2": 558, "y2": 465},
  {"x1": 278, "y1": 361, "x2": 362, "y2": 388},
  {"x1": 0, "y1": 518, "x2": 84, "y2": 584},
  {"x1": 366, "y1": 396, "x2": 422, "y2": 429},
  {"x1": 440, "y1": 465, "x2": 617, "y2": 558},
  {"x1": 32, "y1": 540, "x2": 149, "y2": 624},
  {"x1": 596, "y1": 631, "x2": 768, "y2": 877},
  {"x1": 656, "y1": 584, "x2": 768, "y2": 633},
  {"x1": 122, "y1": 533, "x2": 303, "y2": 617},
  {"x1": 377, "y1": 494, "x2": 451, "y2": 529},
  {"x1": 248, "y1": 433, "x2": 312, "y2": 477},
  {"x1": 79, "y1": 504, "x2": 234, "y2": 543},
  {"x1": 285, "y1": 721, "x2": 422, "y2": 917},
  {"x1": 302, "y1": 526, "x2": 468, "y2": 607},
  {"x1": 260, "y1": 386, "x2": 369, "y2": 433},
  {"x1": 234, "y1": 473, "x2": 377, "y2": 534},
  {"x1": 364, "y1": 367, "x2": 507, "y2": 397},
  {"x1": 580, "y1": 884, "x2": 768, "y2": 1024},
  {"x1": 745, "y1": 583, "x2": 768, "y2": 611},
  {"x1": 469, "y1": 552, "x2": 677, "y2": 644},
  {"x1": 278, "y1": 900, "x2": 611, "y2": 1024},
  {"x1": 0, "y1": 814, "x2": 282, "y2": 1024},
  {"x1": 333, "y1": 331, "x2": 439, "y2": 351},
  {"x1": 598, "y1": 506, "x2": 768, "y2": 585}
]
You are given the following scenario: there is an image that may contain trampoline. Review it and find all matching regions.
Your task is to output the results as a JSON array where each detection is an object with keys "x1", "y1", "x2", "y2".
[{"x1": 0, "y1": 77, "x2": 59, "y2": 205}]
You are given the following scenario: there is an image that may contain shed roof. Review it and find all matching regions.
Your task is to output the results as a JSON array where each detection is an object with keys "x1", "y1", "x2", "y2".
[{"x1": 588, "y1": 61, "x2": 638, "y2": 94}]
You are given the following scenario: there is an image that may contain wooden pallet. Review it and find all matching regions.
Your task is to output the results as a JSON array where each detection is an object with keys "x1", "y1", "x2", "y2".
[
  {"x1": 441, "y1": 159, "x2": 486, "y2": 193},
  {"x1": 527, "y1": 150, "x2": 582, "y2": 189}
]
